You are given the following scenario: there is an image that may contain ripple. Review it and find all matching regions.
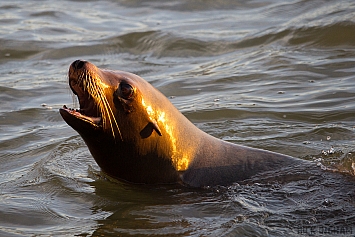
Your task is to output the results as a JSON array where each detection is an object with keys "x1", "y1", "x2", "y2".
[{"x1": 1, "y1": 0, "x2": 355, "y2": 236}]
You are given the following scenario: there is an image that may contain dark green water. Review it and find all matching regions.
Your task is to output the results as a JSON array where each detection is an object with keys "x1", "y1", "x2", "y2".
[{"x1": 0, "y1": 0, "x2": 355, "y2": 236}]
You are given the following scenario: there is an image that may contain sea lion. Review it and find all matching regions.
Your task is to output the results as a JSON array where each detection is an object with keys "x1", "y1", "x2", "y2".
[{"x1": 60, "y1": 60, "x2": 306, "y2": 187}]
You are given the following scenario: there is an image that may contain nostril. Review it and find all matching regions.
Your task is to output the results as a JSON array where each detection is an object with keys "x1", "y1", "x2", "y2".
[{"x1": 72, "y1": 60, "x2": 86, "y2": 70}]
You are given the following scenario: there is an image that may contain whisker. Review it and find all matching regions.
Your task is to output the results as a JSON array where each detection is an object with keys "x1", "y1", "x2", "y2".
[
  {"x1": 100, "y1": 90, "x2": 122, "y2": 140},
  {"x1": 95, "y1": 83, "x2": 122, "y2": 140},
  {"x1": 81, "y1": 72, "x2": 122, "y2": 141}
]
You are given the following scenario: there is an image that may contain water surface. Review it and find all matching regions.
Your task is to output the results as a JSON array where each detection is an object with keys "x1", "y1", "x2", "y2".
[{"x1": 1, "y1": 0, "x2": 355, "y2": 236}]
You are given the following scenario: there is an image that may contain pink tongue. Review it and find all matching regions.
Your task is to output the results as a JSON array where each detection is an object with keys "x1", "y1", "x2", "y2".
[{"x1": 91, "y1": 117, "x2": 102, "y2": 124}]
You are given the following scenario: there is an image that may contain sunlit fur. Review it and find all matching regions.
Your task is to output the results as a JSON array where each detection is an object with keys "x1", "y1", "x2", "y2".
[{"x1": 75, "y1": 70, "x2": 122, "y2": 140}]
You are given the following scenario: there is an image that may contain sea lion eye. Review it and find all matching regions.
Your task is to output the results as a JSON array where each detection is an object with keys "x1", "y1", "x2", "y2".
[{"x1": 119, "y1": 83, "x2": 134, "y2": 99}]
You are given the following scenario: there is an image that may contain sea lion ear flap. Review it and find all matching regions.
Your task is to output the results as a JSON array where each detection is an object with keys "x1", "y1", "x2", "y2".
[
  {"x1": 151, "y1": 121, "x2": 162, "y2": 136},
  {"x1": 140, "y1": 121, "x2": 162, "y2": 139}
]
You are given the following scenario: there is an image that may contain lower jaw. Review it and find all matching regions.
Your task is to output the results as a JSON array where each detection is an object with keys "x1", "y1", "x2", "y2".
[{"x1": 61, "y1": 105, "x2": 102, "y2": 126}]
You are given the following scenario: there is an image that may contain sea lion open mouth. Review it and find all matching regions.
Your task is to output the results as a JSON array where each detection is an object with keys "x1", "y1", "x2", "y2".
[
  {"x1": 61, "y1": 105, "x2": 102, "y2": 127},
  {"x1": 61, "y1": 75, "x2": 102, "y2": 127},
  {"x1": 60, "y1": 60, "x2": 120, "y2": 138},
  {"x1": 61, "y1": 70, "x2": 102, "y2": 128}
]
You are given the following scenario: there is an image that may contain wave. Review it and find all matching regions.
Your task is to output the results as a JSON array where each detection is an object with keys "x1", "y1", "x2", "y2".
[
  {"x1": 103, "y1": 20, "x2": 355, "y2": 58},
  {"x1": 287, "y1": 21, "x2": 355, "y2": 47}
]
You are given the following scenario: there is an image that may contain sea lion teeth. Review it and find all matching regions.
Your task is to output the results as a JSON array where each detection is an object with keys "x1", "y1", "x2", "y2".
[
  {"x1": 61, "y1": 105, "x2": 101, "y2": 125},
  {"x1": 59, "y1": 60, "x2": 308, "y2": 187}
]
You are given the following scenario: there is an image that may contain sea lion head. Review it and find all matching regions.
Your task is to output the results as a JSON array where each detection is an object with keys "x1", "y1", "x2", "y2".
[
  {"x1": 60, "y1": 60, "x2": 164, "y2": 141},
  {"x1": 59, "y1": 60, "x2": 184, "y2": 183}
]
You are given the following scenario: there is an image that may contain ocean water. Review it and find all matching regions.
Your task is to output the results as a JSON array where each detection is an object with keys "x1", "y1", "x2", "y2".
[{"x1": 0, "y1": 0, "x2": 355, "y2": 236}]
